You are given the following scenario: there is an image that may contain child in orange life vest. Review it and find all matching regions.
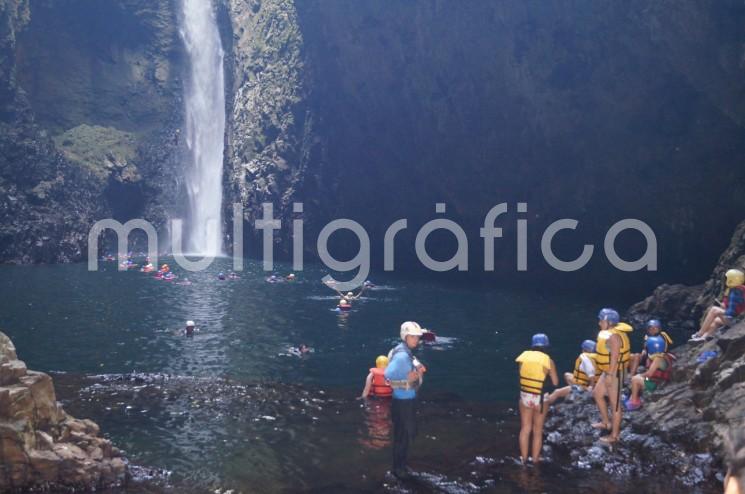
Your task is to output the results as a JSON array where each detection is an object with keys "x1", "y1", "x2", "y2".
[
  {"x1": 624, "y1": 335, "x2": 672, "y2": 411},
  {"x1": 629, "y1": 319, "x2": 673, "y2": 375},
  {"x1": 515, "y1": 333, "x2": 558, "y2": 465},
  {"x1": 359, "y1": 355, "x2": 393, "y2": 399}
]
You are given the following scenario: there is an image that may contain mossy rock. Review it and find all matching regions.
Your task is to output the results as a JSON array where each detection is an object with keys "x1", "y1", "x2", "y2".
[{"x1": 53, "y1": 124, "x2": 138, "y2": 180}]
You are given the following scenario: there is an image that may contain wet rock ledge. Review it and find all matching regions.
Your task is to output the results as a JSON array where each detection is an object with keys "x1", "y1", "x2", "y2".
[{"x1": 0, "y1": 331, "x2": 126, "y2": 491}]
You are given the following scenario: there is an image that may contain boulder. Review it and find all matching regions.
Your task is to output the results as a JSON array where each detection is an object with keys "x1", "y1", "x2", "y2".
[{"x1": 0, "y1": 330, "x2": 127, "y2": 491}]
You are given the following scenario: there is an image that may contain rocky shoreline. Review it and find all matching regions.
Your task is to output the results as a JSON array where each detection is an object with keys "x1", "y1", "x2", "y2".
[
  {"x1": 0, "y1": 332, "x2": 126, "y2": 492},
  {"x1": 542, "y1": 219, "x2": 745, "y2": 488}
]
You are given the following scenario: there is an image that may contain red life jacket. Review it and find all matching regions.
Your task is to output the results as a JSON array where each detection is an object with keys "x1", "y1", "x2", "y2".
[
  {"x1": 723, "y1": 285, "x2": 745, "y2": 316},
  {"x1": 370, "y1": 368, "x2": 392, "y2": 397},
  {"x1": 649, "y1": 354, "x2": 673, "y2": 384}
]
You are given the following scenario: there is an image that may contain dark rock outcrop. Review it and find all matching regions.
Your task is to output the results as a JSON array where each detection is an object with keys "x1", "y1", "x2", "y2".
[
  {"x1": 544, "y1": 220, "x2": 745, "y2": 486},
  {"x1": 544, "y1": 318, "x2": 745, "y2": 487},
  {"x1": 0, "y1": 0, "x2": 185, "y2": 263},
  {"x1": 628, "y1": 219, "x2": 745, "y2": 329},
  {"x1": 0, "y1": 331, "x2": 126, "y2": 491}
]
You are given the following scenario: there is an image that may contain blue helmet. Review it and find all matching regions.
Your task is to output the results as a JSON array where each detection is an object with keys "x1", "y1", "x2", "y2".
[
  {"x1": 598, "y1": 308, "x2": 620, "y2": 324},
  {"x1": 532, "y1": 333, "x2": 550, "y2": 348},
  {"x1": 647, "y1": 319, "x2": 662, "y2": 329},
  {"x1": 645, "y1": 335, "x2": 665, "y2": 355},
  {"x1": 581, "y1": 340, "x2": 597, "y2": 353}
]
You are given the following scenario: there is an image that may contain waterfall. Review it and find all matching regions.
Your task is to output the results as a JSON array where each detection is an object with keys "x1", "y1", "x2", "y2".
[{"x1": 179, "y1": 0, "x2": 226, "y2": 256}]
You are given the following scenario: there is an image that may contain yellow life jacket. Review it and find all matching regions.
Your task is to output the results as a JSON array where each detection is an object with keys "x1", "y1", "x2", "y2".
[
  {"x1": 516, "y1": 350, "x2": 551, "y2": 395},
  {"x1": 572, "y1": 352, "x2": 599, "y2": 387},
  {"x1": 596, "y1": 322, "x2": 633, "y2": 372}
]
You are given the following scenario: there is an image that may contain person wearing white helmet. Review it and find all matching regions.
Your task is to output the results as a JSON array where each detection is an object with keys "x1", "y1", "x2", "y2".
[
  {"x1": 384, "y1": 321, "x2": 427, "y2": 480},
  {"x1": 690, "y1": 268, "x2": 745, "y2": 342},
  {"x1": 185, "y1": 320, "x2": 196, "y2": 337}
]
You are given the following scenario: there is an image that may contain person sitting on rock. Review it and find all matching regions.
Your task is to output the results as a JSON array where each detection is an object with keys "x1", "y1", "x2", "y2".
[
  {"x1": 624, "y1": 335, "x2": 672, "y2": 411},
  {"x1": 629, "y1": 319, "x2": 673, "y2": 375},
  {"x1": 515, "y1": 333, "x2": 559, "y2": 464},
  {"x1": 724, "y1": 429, "x2": 745, "y2": 494},
  {"x1": 690, "y1": 269, "x2": 745, "y2": 342},
  {"x1": 547, "y1": 340, "x2": 599, "y2": 404}
]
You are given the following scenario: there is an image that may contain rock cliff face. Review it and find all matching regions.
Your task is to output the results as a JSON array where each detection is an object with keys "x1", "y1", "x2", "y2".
[
  {"x1": 2, "y1": 0, "x2": 745, "y2": 291},
  {"x1": 223, "y1": 0, "x2": 326, "y2": 256},
  {"x1": 0, "y1": 331, "x2": 126, "y2": 490},
  {"x1": 223, "y1": 1, "x2": 745, "y2": 287},
  {"x1": 628, "y1": 218, "x2": 745, "y2": 330},
  {"x1": 0, "y1": 0, "x2": 185, "y2": 263}
]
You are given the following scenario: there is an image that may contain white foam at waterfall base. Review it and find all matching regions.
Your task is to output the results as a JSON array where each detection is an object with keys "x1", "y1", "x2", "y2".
[{"x1": 180, "y1": 0, "x2": 226, "y2": 256}]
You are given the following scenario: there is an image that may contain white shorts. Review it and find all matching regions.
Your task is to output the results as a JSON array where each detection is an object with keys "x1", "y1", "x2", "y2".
[{"x1": 520, "y1": 392, "x2": 543, "y2": 410}]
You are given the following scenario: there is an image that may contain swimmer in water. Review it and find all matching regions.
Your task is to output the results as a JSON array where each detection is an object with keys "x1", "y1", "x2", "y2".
[
  {"x1": 184, "y1": 320, "x2": 198, "y2": 336},
  {"x1": 228, "y1": 272, "x2": 239, "y2": 280},
  {"x1": 286, "y1": 273, "x2": 296, "y2": 281},
  {"x1": 218, "y1": 272, "x2": 226, "y2": 280},
  {"x1": 287, "y1": 344, "x2": 312, "y2": 356}
]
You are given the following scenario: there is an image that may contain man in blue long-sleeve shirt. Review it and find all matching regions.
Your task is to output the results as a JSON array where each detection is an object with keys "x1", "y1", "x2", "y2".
[{"x1": 385, "y1": 321, "x2": 427, "y2": 479}]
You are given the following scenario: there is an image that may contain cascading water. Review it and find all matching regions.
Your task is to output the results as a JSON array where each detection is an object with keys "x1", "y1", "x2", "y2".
[{"x1": 179, "y1": 0, "x2": 226, "y2": 256}]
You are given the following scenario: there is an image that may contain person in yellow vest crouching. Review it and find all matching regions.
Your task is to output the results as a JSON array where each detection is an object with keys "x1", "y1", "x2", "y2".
[
  {"x1": 515, "y1": 333, "x2": 558, "y2": 465},
  {"x1": 592, "y1": 308, "x2": 633, "y2": 444}
]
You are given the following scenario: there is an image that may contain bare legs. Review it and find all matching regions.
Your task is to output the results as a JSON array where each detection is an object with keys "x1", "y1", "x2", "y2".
[
  {"x1": 518, "y1": 400, "x2": 549, "y2": 464},
  {"x1": 695, "y1": 306, "x2": 727, "y2": 338}
]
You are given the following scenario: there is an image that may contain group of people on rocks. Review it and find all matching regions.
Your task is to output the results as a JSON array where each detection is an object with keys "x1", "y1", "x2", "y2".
[
  {"x1": 515, "y1": 308, "x2": 675, "y2": 463},
  {"x1": 515, "y1": 267, "x2": 745, "y2": 468}
]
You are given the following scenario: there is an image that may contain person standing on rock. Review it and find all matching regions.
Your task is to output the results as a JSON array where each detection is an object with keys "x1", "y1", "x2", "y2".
[
  {"x1": 592, "y1": 308, "x2": 632, "y2": 444},
  {"x1": 515, "y1": 333, "x2": 559, "y2": 464},
  {"x1": 384, "y1": 321, "x2": 427, "y2": 480}
]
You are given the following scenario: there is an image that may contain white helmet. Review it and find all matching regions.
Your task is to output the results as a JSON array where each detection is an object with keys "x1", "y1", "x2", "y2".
[
  {"x1": 400, "y1": 321, "x2": 424, "y2": 341},
  {"x1": 186, "y1": 320, "x2": 195, "y2": 327}
]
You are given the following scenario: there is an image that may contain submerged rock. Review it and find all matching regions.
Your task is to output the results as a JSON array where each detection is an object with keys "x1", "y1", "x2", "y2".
[{"x1": 0, "y1": 331, "x2": 126, "y2": 491}]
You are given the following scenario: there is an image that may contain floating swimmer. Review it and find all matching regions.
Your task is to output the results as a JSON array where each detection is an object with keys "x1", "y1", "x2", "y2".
[
  {"x1": 337, "y1": 297, "x2": 352, "y2": 311},
  {"x1": 228, "y1": 272, "x2": 239, "y2": 280},
  {"x1": 286, "y1": 273, "x2": 296, "y2": 281},
  {"x1": 286, "y1": 344, "x2": 312, "y2": 357},
  {"x1": 421, "y1": 329, "x2": 437, "y2": 344},
  {"x1": 183, "y1": 320, "x2": 199, "y2": 337},
  {"x1": 217, "y1": 272, "x2": 226, "y2": 280},
  {"x1": 266, "y1": 274, "x2": 282, "y2": 283}
]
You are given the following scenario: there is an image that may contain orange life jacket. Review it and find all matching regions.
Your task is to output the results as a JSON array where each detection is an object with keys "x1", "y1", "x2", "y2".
[{"x1": 370, "y1": 368, "x2": 392, "y2": 397}]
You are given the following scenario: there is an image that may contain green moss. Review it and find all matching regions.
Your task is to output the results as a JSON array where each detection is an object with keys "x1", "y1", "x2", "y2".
[{"x1": 53, "y1": 124, "x2": 137, "y2": 180}]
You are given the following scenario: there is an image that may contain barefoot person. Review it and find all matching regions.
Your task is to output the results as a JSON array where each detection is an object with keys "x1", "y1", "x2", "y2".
[
  {"x1": 384, "y1": 322, "x2": 427, "y2": 479},
  {"x1": 515, "y1": 333, "x2": 559, "y2": 464},
  {"x1": 592, "y1": 308, "x2": 632, "y2": 444}
]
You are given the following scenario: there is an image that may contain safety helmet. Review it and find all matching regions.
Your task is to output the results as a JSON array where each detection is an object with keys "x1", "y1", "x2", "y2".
[
  {"x1": 186, "y1": 320, "x2": 195, "y2": 327},
  {"x1": 647, "y1": 319, "x2": 662, "y2": 330},
  {"x1": 581, "y1": 339, "x2": 596, "y2": 353},
  {"x1": 598, "y1": 308, "x2": 620, "y2": 324},
  {"x1": 288, "y1": 273, "x2": 295, "y2": 278},
  {"x1": 645, "y1": 335, "x2": 666, "y2": 355},
  {"x1": 725, "y1": 269, "x2": 745, "y2": 288},
  {"x1": 375, "y1": 355, "x2": 389, "y2": 368},
  {"x1": 400, "y1": 321, "x2": 424, "y2": 341},
  {"x1": 531, "y1": 333, "x2": 550, "y2": 348}
]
